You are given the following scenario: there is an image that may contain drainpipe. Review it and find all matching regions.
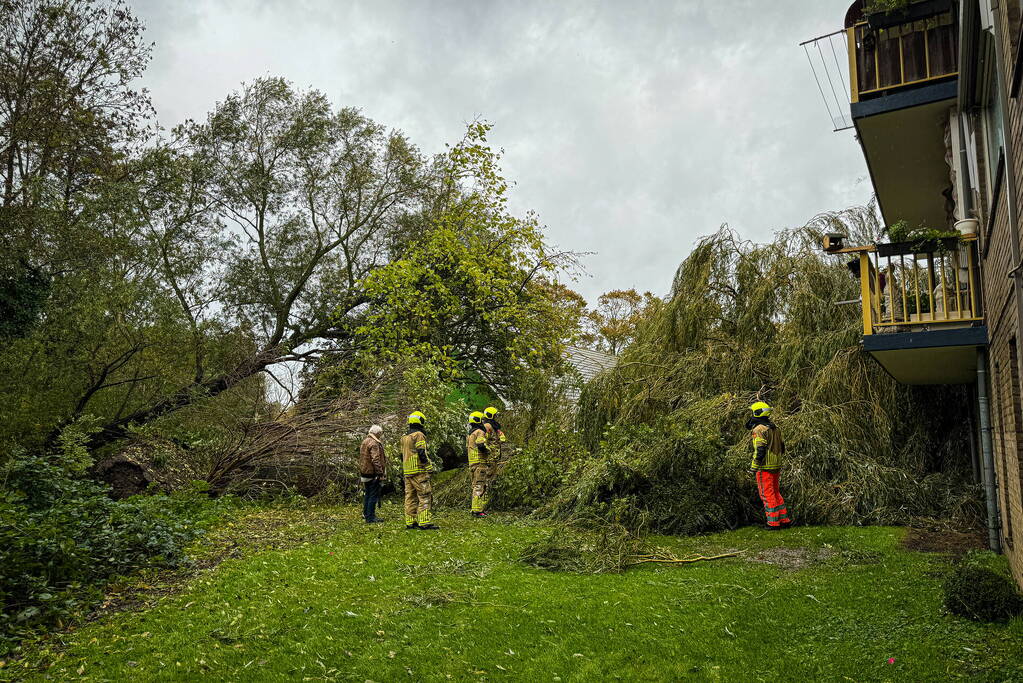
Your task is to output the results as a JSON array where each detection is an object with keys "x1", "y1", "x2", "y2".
[
  {"x1": 968, "y1": 393, "x2": 981, "y2": 483},
  {"x1": 977, "y1": 348, "x2": 1002, "y2": 552}
]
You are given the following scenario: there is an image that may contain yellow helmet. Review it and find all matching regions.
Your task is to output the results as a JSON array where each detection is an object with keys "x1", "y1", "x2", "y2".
[
  {"x1": 483, "y1": 406, "x2": 498, "y2": 419},
  {"x1": 469, "y1": 411, "x2": 485, "y2": 425},
  {"x1": 750, "y1": 401, "x2": 772, "y2": 418},
  {"x1": 408, "y1": 411, "x2": 426, "y2": 426}
]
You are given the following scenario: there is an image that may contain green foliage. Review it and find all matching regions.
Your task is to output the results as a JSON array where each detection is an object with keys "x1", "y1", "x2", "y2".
[
  {"x1": 944, "y1": 552, "x2": 1023, "y2": 623},
  {"x1": 865, "y1": 0, "x2": 915, "y2": 15},
  {"x1": 0, "y1": 424, "x2": 237, "y2": 652},
  {"x1": 562, "y1": 208, "x2": 980, "y2": 533},
  {"x1": 884, "y1": 219, "x2": 960, "y2": 247},
  {"x1": 489, "y1": 423, "x2": 587, "y2": 510},
  {"x1": 543, "y1": 414, "x2": 751, "y2": 534},
  {"x1": 0, "y1": 262, "x2": 49, "y2": 339},
  {"x1": 353, "y1": 122, "x2": 580, "y2": 401}
]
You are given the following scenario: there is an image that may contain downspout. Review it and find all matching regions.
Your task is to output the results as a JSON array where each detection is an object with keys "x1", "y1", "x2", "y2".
[
  {"x1": 977, "y1": 348, "x2": 1002, "y2": 552},
  {"x1": 968, "y1": 391, "x2": 981, "y2": 483}
]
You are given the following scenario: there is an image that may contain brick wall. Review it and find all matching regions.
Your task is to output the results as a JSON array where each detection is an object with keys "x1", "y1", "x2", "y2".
[{"x1": 984, "y1": 2, "x2": 1023, "y2": 586}]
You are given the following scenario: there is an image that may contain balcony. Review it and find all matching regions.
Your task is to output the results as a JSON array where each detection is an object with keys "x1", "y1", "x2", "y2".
[
  {"x1": 829, "y1": 233, "x2": 987, "y2": 384},
  {"x1": 841, "y1": 1, "x2": 960, "y2": 232},
  {"x1": 848, "y1": 6, "x2": 958, "y2": 104}
]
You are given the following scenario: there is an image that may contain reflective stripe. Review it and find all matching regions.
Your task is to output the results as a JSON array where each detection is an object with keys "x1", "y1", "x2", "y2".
[
  {"x1": 766, "y1": 505, "x2": 786, "y2": 513},
  {"x1": 415, "y1": 440, "x2": 426, "y2": 448}
]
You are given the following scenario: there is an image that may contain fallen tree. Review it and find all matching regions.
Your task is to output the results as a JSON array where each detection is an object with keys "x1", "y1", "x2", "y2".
[{"x1": 540, "y1": 208, "x2": 982, "y2": 533}]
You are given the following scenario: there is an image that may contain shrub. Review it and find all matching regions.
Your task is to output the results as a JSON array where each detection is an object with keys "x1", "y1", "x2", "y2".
[
  {"x1": 943, "y1": 557, "x2": 1023, "y2": 623},
  {"x1": 0, "y1": 428, "x2": 235, "y2": 653}
]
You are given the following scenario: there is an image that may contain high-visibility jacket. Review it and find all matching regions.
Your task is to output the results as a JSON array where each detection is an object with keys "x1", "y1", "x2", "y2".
[
  {"x1": 750, "y1": 422, "x2": 784, "y2": 471},
  {"x1": 467, "y1": 427, "x2": 490, "y2": 465},
  {"x1": 401, "y1": 429, "x2": 429, "y2": 475}
]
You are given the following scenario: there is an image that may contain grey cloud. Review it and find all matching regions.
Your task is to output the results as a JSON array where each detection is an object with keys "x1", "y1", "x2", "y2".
[{"x1": 130, "y1": 0, "x2": 869, "y2": 301}]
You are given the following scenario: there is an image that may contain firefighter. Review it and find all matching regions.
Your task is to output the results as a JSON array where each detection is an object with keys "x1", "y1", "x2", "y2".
[
  {"x1": 747, "y1": 401, "x2": 791, "y2": 529},
  {"x1": 482, "y1": 406, "x2": 507, "y2": 487},
  {"x1": 401, "y1": 411, "x2": 438, "y2": 530},
  {"x1": 467, "y1": 411, "x2": 491, "y2": 517}
]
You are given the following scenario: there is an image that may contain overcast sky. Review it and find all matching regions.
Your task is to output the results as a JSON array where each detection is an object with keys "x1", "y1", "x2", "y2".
[{"x1": 132, "y1": 0, "x2": 870, "y2": 302}]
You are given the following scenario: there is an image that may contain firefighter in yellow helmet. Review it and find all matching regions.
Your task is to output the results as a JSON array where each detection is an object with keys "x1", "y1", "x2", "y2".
[
  {"x1": 467, "y1": 411, "x2": 492, "y2": 517},
  {"x1": 401, "y1": 411, "x2": 438, "y2": 530},
  {"x1": 482, "y1": 406, "x2": 506, "y2": 486},
  {"x1": 747, "y1": 401, "x2": 791, "y2": 530}
]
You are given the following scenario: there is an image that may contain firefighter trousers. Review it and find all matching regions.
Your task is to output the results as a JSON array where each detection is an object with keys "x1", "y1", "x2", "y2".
[
  {"x1": 755, "y1": 470, "x2": 791, "y2": 527},
  {"x1": 470, "y1": 463, "x2": 490, "y2": 513},
  {"x1": 404, "y1": 472, "x2": 433, "y2": 525}
]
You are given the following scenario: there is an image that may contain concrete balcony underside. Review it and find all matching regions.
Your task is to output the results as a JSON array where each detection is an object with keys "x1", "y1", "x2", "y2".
[
  {"x1": 852, "y1": 79, "x2": 958, "y2": 230},
  {"x1": 863, "y1": 325, "x2": 988, "y2": 384}
]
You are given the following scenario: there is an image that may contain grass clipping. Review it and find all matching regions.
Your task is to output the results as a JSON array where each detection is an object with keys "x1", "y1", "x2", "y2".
[{"x1": 548, "y1": 208, "x2": 982, "y2": 534}]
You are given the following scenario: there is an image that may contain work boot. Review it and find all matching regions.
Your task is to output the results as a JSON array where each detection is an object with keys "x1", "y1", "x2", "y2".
[
  {"x1": 366, "y1": 517, "x2": 385, "y2": 523},
  {"x1": 764, "y1": 524, "x2": 782, "y2": 531},
  {"x1": 418, "y1": 523, "x2": 440, "y2": 530},
  {"x1": 471, "y1": 511, "x2": 487, "y2": 518},
  {"x1": 405, "y1": 523, "x2": 419, "y2": 530}
]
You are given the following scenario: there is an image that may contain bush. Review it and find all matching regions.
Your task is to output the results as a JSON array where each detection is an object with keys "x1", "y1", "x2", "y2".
[
  {"x1": 0, "y1": 428, "x2": 236, "y2": 653},
  {"x1": 943, "y1": 557, "x2": 1023, "y2": 623}
]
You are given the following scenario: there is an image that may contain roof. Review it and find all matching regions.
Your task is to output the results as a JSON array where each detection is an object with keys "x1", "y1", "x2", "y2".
[{"x1": 562, "y1": 345, "x2": 619, "y2": 402}]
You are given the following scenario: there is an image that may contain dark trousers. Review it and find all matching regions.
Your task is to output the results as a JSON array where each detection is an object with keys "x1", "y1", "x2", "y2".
[{"x1": 363, "y1": 478, "x2": 382, "y2": 521}]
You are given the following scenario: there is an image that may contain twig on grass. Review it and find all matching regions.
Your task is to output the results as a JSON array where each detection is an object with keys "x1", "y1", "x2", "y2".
[{"x1": 626, "y1": 550, "x2": 745, "y2": 566}]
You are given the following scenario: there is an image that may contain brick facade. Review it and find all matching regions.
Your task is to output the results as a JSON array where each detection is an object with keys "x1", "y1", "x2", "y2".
[{"x1": 979, "y1": 1, "x2": 1023, "y2": 586}]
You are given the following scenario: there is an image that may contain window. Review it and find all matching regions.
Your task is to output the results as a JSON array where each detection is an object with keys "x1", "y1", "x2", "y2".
[{"x1": 982, "y1": 59, "x2": 1005, "y2": 205}]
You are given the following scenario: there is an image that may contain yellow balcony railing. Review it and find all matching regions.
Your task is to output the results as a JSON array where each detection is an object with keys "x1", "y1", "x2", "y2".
[
  {"x1": 849, "y1": 234, "x2": 982, "y2": 336},
  {"x1": 848, "y1": 10, "x2": 958, "y2": 103}
]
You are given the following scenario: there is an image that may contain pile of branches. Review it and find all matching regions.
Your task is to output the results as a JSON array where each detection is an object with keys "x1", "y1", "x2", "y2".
[
  {"x1": 519, "y1": 520, "x2": 742, "y2": 574},
  {"x1": 111, "y1": 370, "x2": 410, "y2": 498},
  {"x1": 547, "y1": 207, "x2": 983, "y2": 533}
]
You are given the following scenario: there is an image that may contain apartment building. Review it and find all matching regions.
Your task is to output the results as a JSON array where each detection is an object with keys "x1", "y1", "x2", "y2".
[{"x1": 816, "y1": 0, "x2": 1023, "y2": 585}]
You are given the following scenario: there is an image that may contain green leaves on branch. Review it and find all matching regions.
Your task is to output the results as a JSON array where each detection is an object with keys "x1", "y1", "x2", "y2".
[{"x1": 351, "y1": 122, "x2": 581, "y2": 399}]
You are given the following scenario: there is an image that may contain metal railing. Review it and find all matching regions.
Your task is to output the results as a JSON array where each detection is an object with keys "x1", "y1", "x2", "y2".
[
  {"x1": 853, "y1": 235, "x2": 982, "y2": 335},
  {"x1": 848, "y1": 11, "x2": 958, "y2": 103}
]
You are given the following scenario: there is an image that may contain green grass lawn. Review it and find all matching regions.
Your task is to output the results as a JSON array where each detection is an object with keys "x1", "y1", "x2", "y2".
[{"x1": 6, "y1": 503, "x2": 1023, "y2": 682}]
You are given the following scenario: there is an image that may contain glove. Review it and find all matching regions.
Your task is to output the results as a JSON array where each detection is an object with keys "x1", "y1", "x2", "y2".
[{"x1": 499, "y1": 434, "x2": 507, "y2": 442}]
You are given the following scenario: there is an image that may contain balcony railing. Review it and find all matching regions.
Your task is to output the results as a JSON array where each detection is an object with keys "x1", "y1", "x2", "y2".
[
  {"x1": 848, "y1": 10, "x2": 958, "y2": 103},
  {"x1": 849, "y1": 235, "x2": 982, "y2": 335}
]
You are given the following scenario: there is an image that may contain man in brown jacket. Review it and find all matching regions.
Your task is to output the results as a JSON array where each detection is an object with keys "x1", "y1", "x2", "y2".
[{"x1": 359, "y1": 424, "x2": 386, "y2": 523}]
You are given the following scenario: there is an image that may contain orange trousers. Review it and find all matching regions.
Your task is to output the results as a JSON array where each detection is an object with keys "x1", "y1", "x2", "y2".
[{"x1": 755, "y1": 470, "x2": 791, "y2": 527}]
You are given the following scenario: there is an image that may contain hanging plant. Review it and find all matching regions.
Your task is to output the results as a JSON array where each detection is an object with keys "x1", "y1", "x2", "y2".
[{"x1": 879, "y1": 220, "x2": 961, "y2": 256}]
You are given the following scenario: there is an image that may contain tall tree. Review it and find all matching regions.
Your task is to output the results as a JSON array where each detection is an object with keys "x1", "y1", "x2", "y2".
[
  {"x1": 80, "y1": 78, "x2": 430, "y2": 448},
  {"x1": 348, "y1": 123, "x2": 580, "y2": 400},
  {"x1": 585, "y1": 289, "x2": 660, "y2": 355}
]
